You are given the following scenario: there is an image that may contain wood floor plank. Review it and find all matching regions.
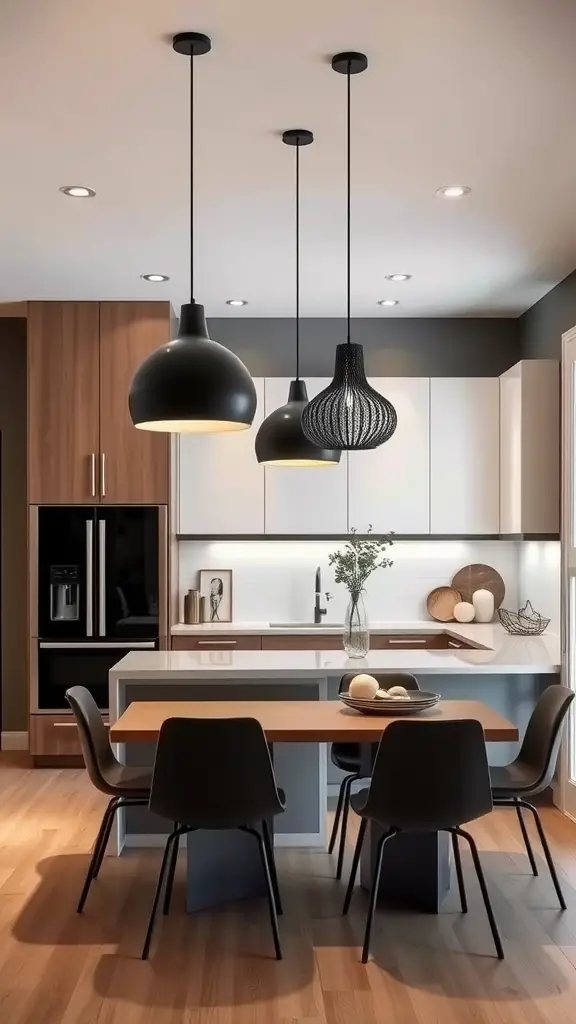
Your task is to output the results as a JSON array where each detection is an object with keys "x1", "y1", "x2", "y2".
[{"x1": 3, "y1": 756, "x2": 576, "y2": 1022}]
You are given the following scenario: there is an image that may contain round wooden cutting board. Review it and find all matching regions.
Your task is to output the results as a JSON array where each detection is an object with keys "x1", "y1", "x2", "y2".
[
  {"x1": 426, "y1": 586, "x2": 462, "y2": 622},
  {"x1": 451, "y1": 564, "x2": 505, "y2": 608}
]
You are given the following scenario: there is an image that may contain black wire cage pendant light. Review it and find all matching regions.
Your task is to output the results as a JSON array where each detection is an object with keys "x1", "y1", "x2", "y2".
[
  {"x1": 302, "y1": 53, "x2": 397, "y2": 451},
  {"x1": 255, "y1": 130, "x2": 341, "y2": 467},
  {"x1": 129, "y1": 33, "x2": 257, "y2": 433}
]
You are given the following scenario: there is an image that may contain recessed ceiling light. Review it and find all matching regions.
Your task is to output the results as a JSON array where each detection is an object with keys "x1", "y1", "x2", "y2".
[
  {"x1": 378, "y1": 299, "x2": 399, "y2": 307},
  {"x1": 385, "y1": 274, "x2": 412, "y2": 283},
  {"x1": 141, "y1": 274, "x2": 170, "y2": 283},
  {"x1": 226, "y1": 299, "x2": 248, "y2": 307},
  {"x1": 59, "y1": 185, "x2": 96, "y2": 198},
  {"x1": 436, "y1": 185, "x2": 471, "y2": 198}
]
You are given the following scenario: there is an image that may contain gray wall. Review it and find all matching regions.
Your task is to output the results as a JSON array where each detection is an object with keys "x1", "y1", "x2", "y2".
[
  {"x1": 0, "y1": 319, "x2": 27, "y2": 732},
  {"x1": 208, "y1": 317, "x2": 522, "y2": 377},
  {"x1": 520, "y1": 270, "x2": 576, "y2": 359}
]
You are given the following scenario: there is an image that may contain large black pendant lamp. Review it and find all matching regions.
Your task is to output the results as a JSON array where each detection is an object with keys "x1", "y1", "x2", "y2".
[
  {"x1": 255, "y1": 130, "x2": 340, "y2": 467},
  {"x1": 302, "y1": 53, "x2": 397, "y2": 450},
  {"x1": 129, "y1": 33, "x2": 257, "y2": 433}
]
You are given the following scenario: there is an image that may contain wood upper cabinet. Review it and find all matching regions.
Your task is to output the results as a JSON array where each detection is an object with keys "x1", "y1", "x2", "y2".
[
  {"x1": 28, "y1": 302, "x2": 100, "y2": 503},
  {"x1": 99, "y1": 302, "x2": 170, "y2": 504},
  {"x1": 28, "y1": 300, "x2": 171, "y2": 505}
]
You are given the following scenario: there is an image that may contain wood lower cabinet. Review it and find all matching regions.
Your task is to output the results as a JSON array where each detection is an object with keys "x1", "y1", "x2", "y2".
[
  {"x1": 27, "y1": 300, "x2": 171, "y2": 505},
  {"x1": 29, "y1": 714, "x2": 108, "y2": 756},
  {"x1": 172, "y1": 632, "x2": 475, "y2": 652},
  {"x1": 261, "y1": 635, "x2": 344, "y2": 651},
  {"x1": 99, "y1": 303, "x2": 170, "y2": 504},
  {"x1": 28, "y1": 302, "x2": 101, "y2": 503},
  {"x1": 172, "y1": 635, "x2": 262, "y2": 651}
]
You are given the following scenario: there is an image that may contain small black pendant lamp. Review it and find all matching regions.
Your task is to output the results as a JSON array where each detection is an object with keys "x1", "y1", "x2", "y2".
[
  {"x1": 255, "y1": 130, "x2": 340, "y2": 467},
  {"x1": 129, "y1": 32, "x2": 257, "y2": 433},
  {"x1": 302, "y1": 53, "x2": 397, "y2": 451}
]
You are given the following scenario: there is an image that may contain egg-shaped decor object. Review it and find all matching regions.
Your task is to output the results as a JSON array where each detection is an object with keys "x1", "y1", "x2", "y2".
[
  {"x1": 387, "y1": 685, "x2": 409, "y2": 698},
  {"x1": 472, "y1": 588, "x2": 494, "y2": 623},
  {"x1": 375, "y1": 688, "x2": 390, "y2": 699},
  {"x1": 348, "y1": 674, "x2": 379, "y2": 699},
  {"x1": 454, "y1": 601, "x2": 475, "y2": 623}
]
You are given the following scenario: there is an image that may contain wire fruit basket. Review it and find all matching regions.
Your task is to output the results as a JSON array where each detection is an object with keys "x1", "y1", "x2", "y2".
[{"x1": 498, "y1": 600, "x2": 550, "y2": 636}]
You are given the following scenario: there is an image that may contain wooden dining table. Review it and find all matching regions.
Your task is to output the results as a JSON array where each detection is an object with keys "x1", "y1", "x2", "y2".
[
  {"x1": 110, "y1": 698, "x2": 518, "y2": 744},
  {"x1": 111, "y1": 698, "x2": 519, "y2": 914}
]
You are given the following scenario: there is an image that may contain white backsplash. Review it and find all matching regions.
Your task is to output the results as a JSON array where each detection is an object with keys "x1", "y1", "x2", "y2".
[
  {"x1": 519, "y1": 542, "x2": 561, "y2": 629},
  {"x1": 178, "y1": 540, "x2": 522, "y2": 624}
]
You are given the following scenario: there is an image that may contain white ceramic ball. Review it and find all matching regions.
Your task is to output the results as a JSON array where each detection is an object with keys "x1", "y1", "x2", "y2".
[
  {"x1": 388, "y1": 685, "x2": 409, "y2": 698},
  {"x1": 453, "y1": 601, "x2": 475, "y2": 623},
  {"x1": 349, "y1": 674, "x2": 379, "y2": 699}
]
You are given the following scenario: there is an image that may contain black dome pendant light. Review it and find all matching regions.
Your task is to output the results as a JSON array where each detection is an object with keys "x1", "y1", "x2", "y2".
[
  {"x1": 302, "y1": 53, "x2": 397, "y2": 450},
  {"x1": 255, "y1": 130, "x2": 340, "y2": 467},
  {"x1": 129, "y1": 32, "x2": 257, "y2": 433}
]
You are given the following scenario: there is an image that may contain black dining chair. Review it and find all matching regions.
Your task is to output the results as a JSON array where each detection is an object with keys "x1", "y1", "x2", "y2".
[
  {"x1": 342, "y1": 718, "x2": 503, "y2": 963},
  {"x1": 329, "y1": 671, "x2": 420, "y2": 879},
  {"x1": 490, "y1": 684, "x2": 574, "y2": 909},
  {"x1": 65, "y1": 686, "x2": 152, "y2": 912},
  {"x1": 142, "y1": 716, "x2": 286, "y2": 961}
]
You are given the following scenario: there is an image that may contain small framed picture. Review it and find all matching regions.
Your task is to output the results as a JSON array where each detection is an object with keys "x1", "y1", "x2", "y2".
[{"x1": 199, "y1": 569, "x2": 233, "y2": 623}]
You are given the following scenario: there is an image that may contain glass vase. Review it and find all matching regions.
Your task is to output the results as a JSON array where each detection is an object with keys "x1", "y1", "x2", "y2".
[{"x1": 343, "y1": 592, "x2": 370, "y2": 658}]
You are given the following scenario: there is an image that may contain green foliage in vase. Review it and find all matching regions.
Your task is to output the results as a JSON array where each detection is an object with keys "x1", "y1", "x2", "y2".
[{"x1": 329, "y1": 526, "x2": 393, "y2": 601}]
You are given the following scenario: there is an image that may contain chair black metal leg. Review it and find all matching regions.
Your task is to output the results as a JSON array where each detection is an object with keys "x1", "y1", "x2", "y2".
[
  {"x1": 342, "y1": 817, "x2": 367, "y2": 915},
  {"x1": 513, "y1": 798, "x2": 538, "y2": 876},
  {"x1": 328, "y1": 775, "x2": 349, "y2": 854},
  {"x1": 77, "y1": 797, "x2": 118, "y2": 913},
  {"x1": 142, "y1": 829, "x2": 182, "y2": 960},
  {"x1": 336, "y1": 775, "x2": 359, "y2": 880},
  {"x1": 162, "y1": 822, "x2": 181, "y2": 915},
  {"x1": 451, "y1": 830, "x2": 468, "y2": 913},
  {"x1": 262, "y1": 820, "x2": 283, "y2": 915},
  {"x1": 519, "y1": 800, "x2": 567, "y2": 910},
  {"x1": 361, "y1": 828, "x2": 397, "y2": 964},
  {"x1": 241, "y1": 826, "x2": 282, "y2": 960},
  {"x1": 455, "y1": 827, "x2": 504, "y2": 959}
]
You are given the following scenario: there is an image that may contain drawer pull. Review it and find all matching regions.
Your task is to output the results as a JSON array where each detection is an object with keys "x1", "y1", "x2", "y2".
[
  {"x1": 388, "y1": 638, "x2": 426, "y2": 645},
  {"x1": 197, "y1": 640, "x2": 237, "y2": 646},
  {"x1": 448, "y1": 641, "x2": 461, "y2": 648},
  {"x1": 53, "y1": 721, "x2": 109, "y2": 728}
]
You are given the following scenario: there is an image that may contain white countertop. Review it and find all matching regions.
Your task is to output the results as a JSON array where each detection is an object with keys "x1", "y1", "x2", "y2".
[
  {"x1": 171, "y1": 620, "x2": 476, "y2": 636},
  {"x1": 112, "y1": 624, "x2": 560, "y2": 679}
]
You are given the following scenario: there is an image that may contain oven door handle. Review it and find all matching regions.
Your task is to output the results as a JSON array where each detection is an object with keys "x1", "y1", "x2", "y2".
[{"x1": 39, "y1": 641, "x2": 157, "y2": 649}]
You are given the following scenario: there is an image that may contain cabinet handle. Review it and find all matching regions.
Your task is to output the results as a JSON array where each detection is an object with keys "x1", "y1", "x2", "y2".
[
  {"x1": 53, "y1": 720, "x2": 109, "y2": 728},
  {"x1": 101, "y1": 453, "x2": 106, "y2": 497},
  {"x1": 90, "y1": 454, "x2": 96, "y2": 497},
  {"x1": 388, "y1": 638, "x2": 426, "y2": 645},
  {"x1": 197, "y1": 640, "x2": 237, "y2": 646}
]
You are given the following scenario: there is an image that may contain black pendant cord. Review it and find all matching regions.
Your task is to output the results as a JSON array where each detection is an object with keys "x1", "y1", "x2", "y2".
[
  {"x1": 189, "y1": 54, "x2": 195, "y2": 303},
  {"x1": 346, "y1": 63, "x2": 351, "y2": 345},
  {"x1": 295, "y1": 140, "x2": 300, "y2": 379}
]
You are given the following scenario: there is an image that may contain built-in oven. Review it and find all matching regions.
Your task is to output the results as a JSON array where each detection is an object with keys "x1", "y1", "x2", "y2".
[{"x1": 34, "y1": 640, "x2": 159, "y2": 712}]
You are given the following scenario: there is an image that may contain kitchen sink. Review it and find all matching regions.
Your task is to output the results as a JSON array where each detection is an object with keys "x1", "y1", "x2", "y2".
[{"x1": 269, "y1": 622, "x2": 344, "y2": 629}]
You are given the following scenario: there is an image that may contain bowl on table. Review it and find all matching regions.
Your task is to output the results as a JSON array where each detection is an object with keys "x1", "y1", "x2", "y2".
[{"x1": 339, "y1": 690, "x2": 441, "y2": 716}]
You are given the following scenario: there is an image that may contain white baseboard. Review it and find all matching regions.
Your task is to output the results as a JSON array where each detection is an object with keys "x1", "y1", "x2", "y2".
[
  {"x1": 122, "y1": 831, "x2": 325, "y2": 849},
  {"x1": 1, "y1": 731, "x2": 28, "y2": 751}
]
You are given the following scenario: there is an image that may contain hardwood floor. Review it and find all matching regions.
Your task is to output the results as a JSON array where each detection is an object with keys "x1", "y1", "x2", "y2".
[{"x1": 2, "y1": 756, "x2": 576, "y2": 1023}]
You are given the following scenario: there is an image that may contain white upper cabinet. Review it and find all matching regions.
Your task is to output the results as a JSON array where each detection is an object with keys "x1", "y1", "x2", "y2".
[
  {"x1": 500, "y1": 360, "x2": 559, "y2": 534},
  {"x1": 430, "y1": 378, "x2": 500, "y2": 534},
  {"x1": 348, "y1": 378, "x2": 430, "y2": 534},
  {"x1": 177, "y1": 377, "x2": 265, "y2": 534},
  {"x1": 264, "y1": 378, "x2": 348, "y2": 534}
]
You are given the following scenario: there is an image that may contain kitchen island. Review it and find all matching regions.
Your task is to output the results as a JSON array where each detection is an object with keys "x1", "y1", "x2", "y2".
[{"x1": 109, "y1": 624, "x2": 559, "y2": 852}]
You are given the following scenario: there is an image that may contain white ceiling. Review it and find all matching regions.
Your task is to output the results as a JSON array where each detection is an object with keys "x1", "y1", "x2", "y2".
[{"x1": 2, "y1": 0, "x2": 576, "y2": 318}]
